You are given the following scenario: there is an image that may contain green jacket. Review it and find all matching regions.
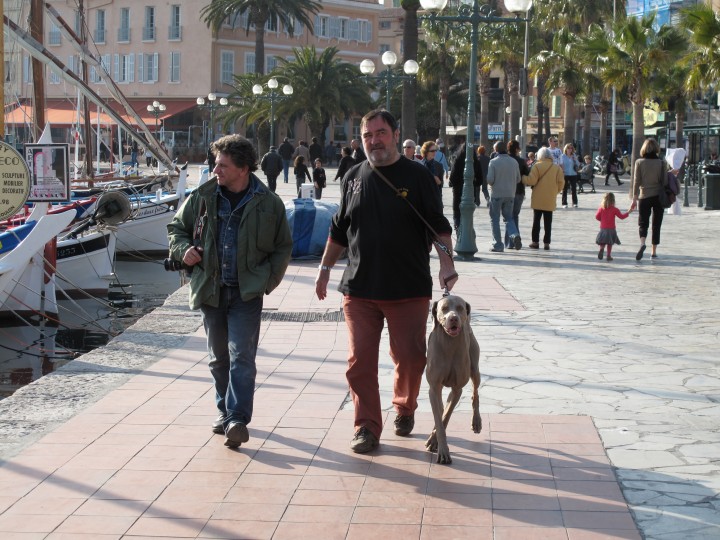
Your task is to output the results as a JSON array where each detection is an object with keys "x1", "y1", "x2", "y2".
[{"x1": 167, "y1": 175, "x2": 292, "y2": 309}]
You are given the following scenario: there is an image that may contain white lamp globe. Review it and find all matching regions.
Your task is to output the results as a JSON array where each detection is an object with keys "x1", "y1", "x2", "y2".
[
  {"x1": 268, "y1": 78, "x2": 279, "y2": 89},
  {"x1": 381, "y1": 50, "x2": 398, "y2": 67},
  {"x1": 252, "y1": 84, "x2": 263, "y2": 95},
  {"x1": 283, "y1": 85, "x2": 293, "y2": 95},
  {"x1": 504, "y1": 0, "x2": 533, "y2": 12},
  {"x1": 403, "y1": 60, "x2": 419, "y2": 75},
  {"x1": 360, "y1": 59, "x2": 375, "y2": 75},
  {"x1": 419, "y1": 0, "x2": 448, "y2": 10}
]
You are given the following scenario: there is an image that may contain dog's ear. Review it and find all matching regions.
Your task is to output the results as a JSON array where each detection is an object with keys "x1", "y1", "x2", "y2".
[
  {"x1": 431, "y1": 300, "x2": 440, "y2": 326},
  {"x1": 466, "y1": 302, "x2": 471, "y2": 317}
]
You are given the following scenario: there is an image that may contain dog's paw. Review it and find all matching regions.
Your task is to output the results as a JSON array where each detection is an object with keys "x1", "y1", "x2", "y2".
[
  {"x1": 436, "y1": 447, "x2": 453, "y2": 465},
  {"x1": 472, "y1": 414, "x2": 482, "y2": 433},
  {"x1": 425, "y1": 432, "x2": 438, "y2": 452}
]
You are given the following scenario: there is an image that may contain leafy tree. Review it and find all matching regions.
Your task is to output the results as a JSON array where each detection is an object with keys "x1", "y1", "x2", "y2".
[
  {"x1": 275, "y1": 46, "x2": 374, "y2": 145},
  {"x1": 201, "y1": 0, "x2": 320, "y2": 75},
  {"x1": 581, "y1": 14, "x2": 688, "y2": 163}
]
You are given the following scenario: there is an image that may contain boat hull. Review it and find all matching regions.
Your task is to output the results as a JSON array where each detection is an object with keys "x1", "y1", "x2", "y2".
[{"x1": 55, "y1": 229, "x2": 117, "y2": 298}]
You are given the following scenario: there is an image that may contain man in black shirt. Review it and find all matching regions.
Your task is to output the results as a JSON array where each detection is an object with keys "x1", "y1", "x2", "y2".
[
  {"x1": 277, "y1": 137, "x2": 294, "y2": 183},
  {"x1": 315, "y1": 110, "x2": 457, "y2": 454}
]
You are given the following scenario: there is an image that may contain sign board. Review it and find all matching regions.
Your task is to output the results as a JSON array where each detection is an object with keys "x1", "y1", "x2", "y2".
[
  {"x1": 25, "y1": 143, "x2": 70, "y2": 202},
  {"x1": 0, "y1": 140, "x2": 32, "y2": 220}
]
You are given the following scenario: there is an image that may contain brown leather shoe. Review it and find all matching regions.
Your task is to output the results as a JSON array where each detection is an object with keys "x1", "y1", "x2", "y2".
[
  {"x1": 350, "y1": 427, "x2": 379, "y2": 453},
  {"x1": 529, "y1": 242, "x2": 539, "y2": 249}
]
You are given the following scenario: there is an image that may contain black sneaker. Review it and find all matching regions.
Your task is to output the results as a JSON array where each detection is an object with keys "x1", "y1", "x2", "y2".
[
  {"x1": 212, "y1": 414, "x2": 225, "y2": 434},
  {"x1": 513, "y1": 235, "x2": 522, "y2": 250},
  {"x1": 394, "y1": 414, "x2": 415, "y2": 436},
  {"x1": 350, "y1": 427, "x2": 379, "y2": 454},
  {"x1": 224, "y1": 422, "x2": 249, "y2": 448}
]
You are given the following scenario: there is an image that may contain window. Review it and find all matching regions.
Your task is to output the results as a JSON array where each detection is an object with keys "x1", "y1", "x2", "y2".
[
  {"x1": 5, "y1": 61, "x2": 14, "y2": 82},
  {"x1": 352, "y1": 118, "x2": 361, "y2": 139},
  {"x1": 144, "y1": 7, "x2": 156, "y2": 41},
  {"x1": 358, "y1": 20, "x2": 372, "y2": 43},
  {"x1": 23, "y1": 56, "x2": 31, "y2": 84},
  {"x1": 244, "y1": 52, "x2": 255, "y2": 74},
  {"x1": 379, "y1": 21, "x2": 391, "y2": 30},
  {"x1": 333, "y1": 122, "x2": 347, "y2": 142},
  {"x1": 552, "y1": 95, "x2": 562, "y2": 117},
  {"x1": 266, "y1": 55, "x2": 278, "y2": 74},
  {"x1": 48, "y1": 23, "x2": 61, "y2": 45},
  {"x1": 315, "y1": 15, "x2": 329, "y2": 38},
  {"x1": 118, "y1": 8, "x2": 130, "y2": 42},
  {"x1": 74, "y1": 10, "x2": 82, "y2": 35},
  {"x1": 284, "y1": 16, "x2": 303, "y2": 36},
  {"x1": 169, "y1": 5, "x2": 181, "y2": 40},
  {"x1": 528, "y1": 96, "x2": 536, "y2": 117},
  {"x1": 95, "y1": 9, "x2": 106, "y2": 43},
  {"x1": 114, "y1": 53, "x2": 135, "y2": 83},
  {"x1": 49, "y1": 66, "x2": 60, "y2": 84},
  {"x1": 380, "y1": 44, "x2": 390, "y2": 54},
  {"x1": 170, "y1": 51, "x2": 181, "y2": 82},
  {"x1": 90, "y1": 54, "x2": 110, "y2": 83},
  {"x1": 339, "y1": 18, "x2": 348, "y2": 40},
  {"x1": 138, "y1": 53, "x2": 159, "y2": 82},
  {"x1": 221, "y1": 50, "x2": 234, "y2": 83},
  {"x1": 266, "y1": 15, "x2": 278, "y2": 33}
]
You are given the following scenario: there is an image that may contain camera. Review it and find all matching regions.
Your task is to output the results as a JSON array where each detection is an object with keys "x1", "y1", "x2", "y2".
[{"x1": 163, "y1": 257, "x2": 184, "y2": 272}]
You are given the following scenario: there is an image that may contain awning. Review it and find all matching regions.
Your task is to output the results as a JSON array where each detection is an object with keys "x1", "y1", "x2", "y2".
[{"x1": 5, "y1": 99, "x2": 197, "y2": 127}]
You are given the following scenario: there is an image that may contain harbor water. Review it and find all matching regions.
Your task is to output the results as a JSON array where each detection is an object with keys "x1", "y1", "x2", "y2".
[{"x1": 0, "y1": 259, "x2": 184, "y2": 399}]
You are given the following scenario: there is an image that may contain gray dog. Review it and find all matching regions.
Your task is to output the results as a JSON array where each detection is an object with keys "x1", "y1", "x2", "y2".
[{"x1": 425, "y1": 295, "x2": 481, "y2": 464}]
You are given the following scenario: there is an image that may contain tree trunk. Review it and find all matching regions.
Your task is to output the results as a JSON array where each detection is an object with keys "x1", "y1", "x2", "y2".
[
  {"x1": 598, "y1": 100, "x2": 609, "y2": 157},
  {"x1": 506, "y1": 64, "x2": 520, "y2": 141},
  {"x1": 563, "y1": 93, "x2": 575, "y2": 146},
  {"x1": 582, "y1": 98, "x2": 592, "y2": 157},
  {"x1": 479, "y1": 67, "x2": 490, "y2": 149},
  {"x1": 675, "y1": 108, "x2": 685, "y2": 149},
  {"x1": 631, "y1": 100, "x2": 644, "y2": 172},
  {"x1": 402, "y1": 5, "x2": 419, "y2": 142},
  {"x1": 255, "y1": 27, "x2": 265, "y2": 75}
]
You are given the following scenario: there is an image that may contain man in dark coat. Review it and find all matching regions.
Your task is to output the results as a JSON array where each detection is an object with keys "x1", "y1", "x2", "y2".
[
  {"x1": 277, "y1": 137, "x2": 294, "y2": 183},
  {"x1": 260, "y1": 146, "x2": 283, "y2": 193}
]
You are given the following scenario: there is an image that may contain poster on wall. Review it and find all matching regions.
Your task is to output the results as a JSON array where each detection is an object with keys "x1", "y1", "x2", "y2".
[{"x1": 25, "y1": 143, "x2": 71, "y2": 202}]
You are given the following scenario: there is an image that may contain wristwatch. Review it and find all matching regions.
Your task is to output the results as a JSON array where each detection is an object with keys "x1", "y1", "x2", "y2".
[{"x1": 318, "y1": 265, "x2": 332, "y2": 271}]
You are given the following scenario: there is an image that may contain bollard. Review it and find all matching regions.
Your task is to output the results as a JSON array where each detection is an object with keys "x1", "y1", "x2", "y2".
[{"x1": 704, "y1": 173, "x2": 720, "y2": 210}]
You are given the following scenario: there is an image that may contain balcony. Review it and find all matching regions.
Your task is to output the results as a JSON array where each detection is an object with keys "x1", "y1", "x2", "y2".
[
  {"x1": 118, "y1": 27, "x2": 130, "y2": 42},
  {"x1": 143, "y1": 26, "x2": 156, "y2": 41},
  {"x1": 168, "y1": 25, "x2": 182, "y2": 40},
  {"x1": 94, "y1": 28, "x2": 106, "y2": 44}
]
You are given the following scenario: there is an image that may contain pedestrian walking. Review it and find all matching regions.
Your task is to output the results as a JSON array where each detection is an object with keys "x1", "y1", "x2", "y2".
[
  {"x1": 449, "y1": 144, "x2": 483, "y2": 230},
  {"x1": 476, "y1": 145, "x2": 491, "y2": 206},
  {"x1": 309, "y1": 137, "x2": 323, "y2": 165},
  {"x1": 486, "y1": 141, "x2": 522, "y2": 252},
  {"x1": 313, "y1": 158, "x2": 327, "y2": 199},
  {"x1": 630, "y1": 138, "x2": 667, "y2": 260},
  {"x1": 278, "y1": 137, "x2": 294, "y2": 183},
  {"x1": 421, "y1": 140, "x2": 444, "y2": 200},
  {"x1": 294, "y1": 155, "x2": 312, "y2": 197},
  {"x1": 314, "y1": 109, "x2": 456, "y2": 454},
  {"x1": 605, "y1": 149, "x2": 624, "y2": 186},
  {"x1": 522, "y1": 146, "x2": 565, "y2": 250},
  {"x1": 596, "y1": 192, "x2": 633, "y2": 262},
  {"x1": 547, "y1": 136, "x2": 563, "y2": 166},
  {"x1": 506, "y1": 139, "x2": 529, "y2": 249},
  {"x1": 561, "y1": 143, "x2": 582, "y2": 208},
  {"x1": 292, "y1": 140, "x2": 311, "y2": 163},
  {"x1": 167, "y1": 134, "x2": 292, "y2": 449},
  {"x1": 260, "y1": 145, "x2": 283, "y2": 193},
  {"x1": 335, "y1": 147, "x2": 354, "y2": 182}
]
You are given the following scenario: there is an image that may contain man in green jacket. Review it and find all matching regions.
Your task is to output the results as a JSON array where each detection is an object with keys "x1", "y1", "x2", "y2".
[{"x1": 168, "y1": 134, "x2": 292, "y2": 448}]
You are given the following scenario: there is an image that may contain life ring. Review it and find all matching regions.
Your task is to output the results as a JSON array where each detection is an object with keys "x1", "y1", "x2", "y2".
[{"x1": 43, "y1": 237, "x2": 57, "y2": 283}]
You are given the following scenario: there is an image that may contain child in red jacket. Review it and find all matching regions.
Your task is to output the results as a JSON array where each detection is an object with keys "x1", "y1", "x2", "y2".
[{"x1": 596, "y1": 192, "x2": 633, "y2": 262}]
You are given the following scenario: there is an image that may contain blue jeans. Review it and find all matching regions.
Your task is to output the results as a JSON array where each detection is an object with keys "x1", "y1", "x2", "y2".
[
  {"x1": 201, "y1": 287, "x2": 263, "y2": 428},
  {"x1": 282, "y1": 159, "x2": 292, "y2": 183},
  {"x1": 489, "y1": 196, "x2": 519, "y2": 250},
  {"x1": 504, "y1": 194, "x2": 524, "y2": 248}
]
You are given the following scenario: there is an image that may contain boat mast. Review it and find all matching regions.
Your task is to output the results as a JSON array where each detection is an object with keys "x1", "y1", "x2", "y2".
[
  {"x1": 30, "y1": 0, "x2": 45, "y2": 141},
  {"x1": 78, "y1": 0, "x2": 93, "y2": 181}
]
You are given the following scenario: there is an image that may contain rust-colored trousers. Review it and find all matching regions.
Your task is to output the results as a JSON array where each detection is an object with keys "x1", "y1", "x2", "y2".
[{"x1": 342, "y1": 295, "x2": 430, "y2": 439}]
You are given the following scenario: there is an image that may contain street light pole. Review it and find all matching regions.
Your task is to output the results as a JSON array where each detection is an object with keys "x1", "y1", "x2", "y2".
[
  {"x1": 359, "y1": 51, "x2": 419, "y2": 114},
  {"x1": 196, "y1": 93, "x2": 229, "y2": 147},
  {"x1": 253, "y1": 78, "x2": 294, "y2": 149},
  {"x1": 420, "y1": 0, "x2": 532, "y2": 260},
  {"x1": 146, "y1": 100, "x2": 166, "y2": 141},
  {"x1": 519, "y1": 7, "x2": 531, "y2": 156}
]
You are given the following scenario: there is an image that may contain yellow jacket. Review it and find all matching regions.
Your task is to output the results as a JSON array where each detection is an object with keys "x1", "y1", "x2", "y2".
[{"x1": 523, "y1": 158, "x2": 565, "y2": 211}]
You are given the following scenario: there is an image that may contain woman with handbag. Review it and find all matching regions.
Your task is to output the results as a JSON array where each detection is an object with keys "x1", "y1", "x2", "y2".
[
  {"x1": 630, "y1": 138, "x2": 668, "y2": 260},
  {"x1": 560, "y1": 143, "x2": 582, "y2": 208},
  {"x1": 522, "y1": 147, "x2": 565, "y2": 250}
]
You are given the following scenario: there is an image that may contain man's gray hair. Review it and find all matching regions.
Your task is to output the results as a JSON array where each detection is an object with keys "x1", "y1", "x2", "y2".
[
  {"x1": 403, "y1": 139, "x2": 417, "y2": 148},
  {"x1": 536, "y1": 147, "x2": 552, "y2": 161}
]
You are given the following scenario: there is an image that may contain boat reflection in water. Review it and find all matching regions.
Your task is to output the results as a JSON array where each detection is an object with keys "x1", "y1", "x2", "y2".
[{"x1": 0, "y1": 259, "x2": 183, "y2": 399}]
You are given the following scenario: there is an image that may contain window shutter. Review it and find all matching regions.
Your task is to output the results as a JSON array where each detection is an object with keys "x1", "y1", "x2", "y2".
[
  {"x1": 128, "y1": 54, "x2": 135, "y2": 82},
  {"x1": 153, "y1": 53, "x2": 159, "y2": 82},
  {"x1": 138, "y1": 53, "x2": 144, "y2": 82},
  {"x1": 113, "y1": 54, "x2": 120, "y2": 81}
]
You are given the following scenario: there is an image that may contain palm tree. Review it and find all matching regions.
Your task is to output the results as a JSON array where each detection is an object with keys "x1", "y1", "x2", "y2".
[
  {"x1": 489, "y1": 23, "x2": 526, "y2": 142},
  {"x1": 402, "y1": 0, "x2": 421, "y2": 140},
  {"x1": 201, "y1": 0, "x2": 320, "y2": 75},
  {"x1": 534, "y1": 28, "x2": 586, "y2": 145},
  {"x1": 581, "y1": 14, "x2": 687, "y2": 163},
  {"x1": 275, "y1": 46, "x2": 373, "y2": 144},
  {"x1": 652, "y1": 65, "x2": 690, "y2": 151}
]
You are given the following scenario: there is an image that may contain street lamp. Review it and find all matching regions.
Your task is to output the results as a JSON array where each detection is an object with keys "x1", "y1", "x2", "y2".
[
  {"x1": 146, "y1": 100, "x2": 166, "y2": 140},
  {"x1": 420, "y1": 0, "x2": 532, "y2": 261},
  {"x1": 359, "y1": 51, "x2": 419, "y2": 113},
  {"x1": 196, "y1": 93, "x2": 228, "y2": 146},
  {"x1": 252, "y1": 78, "x2": 293, "y2": 149},
  {"x1": 519, "y1": 5, "x2": 532, "y2": 158}
]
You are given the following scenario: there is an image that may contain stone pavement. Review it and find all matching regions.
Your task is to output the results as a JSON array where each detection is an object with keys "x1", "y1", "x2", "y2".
[{"x1": 0, "y1": 166, "x2": 718, "y2": 539}]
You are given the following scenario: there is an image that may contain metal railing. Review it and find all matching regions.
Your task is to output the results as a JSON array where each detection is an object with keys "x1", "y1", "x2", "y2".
[
  {"x1": 168, "y1": 25, "x2": 182, "y2": 40},
  {"x1": 117, "y1": 27, "x2": 130, "y2": 42},
  {"x1": 142, "y1": 26, "x2": 156, "y2": 41}
]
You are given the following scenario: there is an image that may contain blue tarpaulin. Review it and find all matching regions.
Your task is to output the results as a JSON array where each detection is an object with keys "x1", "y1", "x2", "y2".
[{"x1": 284, "y1": 198, "x2": 339, "y2": 259}]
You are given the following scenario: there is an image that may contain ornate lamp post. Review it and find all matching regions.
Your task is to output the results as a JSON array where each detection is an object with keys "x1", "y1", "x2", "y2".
[
  {"x1": 252, "y1": 78, "x2": 293, "y2": 149},
  {"x1": 196, "y1": 93, "x2": 228, "y2": 146},
  {"x1": 420, "y1": 0, "x2": 532, "y2": 261},
  {"x1": 359, "y1": 51, "x2": 419, "y2": 113},
  {"x1": 146, "y1": 100, "x2": 166, "y2": 140}
]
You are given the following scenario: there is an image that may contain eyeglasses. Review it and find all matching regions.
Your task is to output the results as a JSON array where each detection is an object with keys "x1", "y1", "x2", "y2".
[
  {"x1": 428, "y1": 149, "x2": 437, "y2": 153},
  {"x1": 403, "y1": 146, "x2": 414, "y2": 149}
]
